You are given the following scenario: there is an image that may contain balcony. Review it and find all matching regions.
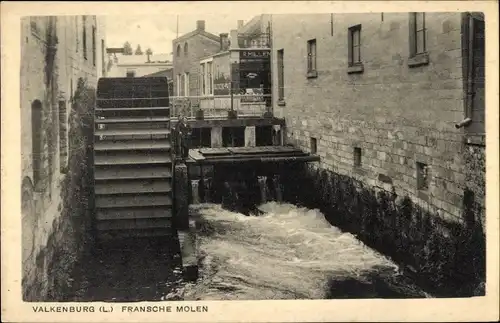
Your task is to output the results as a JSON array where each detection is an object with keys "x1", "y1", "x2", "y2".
[{"x1": 170, "y1": 94, "x2": 272, "y2": 119}]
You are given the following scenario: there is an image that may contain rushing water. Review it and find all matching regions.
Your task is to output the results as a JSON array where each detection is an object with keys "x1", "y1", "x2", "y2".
[{"x1": 183, "y1": 202, "x2": 431, "y2": 300}]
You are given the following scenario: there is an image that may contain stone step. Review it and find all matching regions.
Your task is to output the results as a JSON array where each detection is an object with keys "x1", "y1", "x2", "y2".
[{"x1": 95, "y1": 194, "x2": 173, "y2": 208}]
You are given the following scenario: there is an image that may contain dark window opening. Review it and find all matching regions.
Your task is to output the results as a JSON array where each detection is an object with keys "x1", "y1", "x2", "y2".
[
  {"x1": 191, "y1": 128, "x2": 212, "y2": 148},
  {"x1": 310, "y1": 137, "x2": 317, "y2": 154},
  {"x1": 416, "y1": 162, "x2": 429, "y2": 190},
  {"x1": 354, "y1": 147, "x2": 362, "y2": 167},
  {"x1": 277, "y1": 49, "x2": 285, "y2": 101},
  {"x1": 256, "y1": 126, "x2": 273, "y2": 146},
  {"x1": 176, "y1": 44, "x2": 181, "y2": 57},
  {"x1": 348, "y1": 25, "x2": 362, "y2": 66},
  {"x1": 222, "y1": 127, "x2": 245, "y2": 147},
  {"x1": 31, "y1": 100, "x2": 43, "y2": 188},
  {"x1": 126, "y1": 70, "x2": 136, "y2": 78},
  {"x1": 184, "y1": 42, "x2": 189, "y2": 56}
]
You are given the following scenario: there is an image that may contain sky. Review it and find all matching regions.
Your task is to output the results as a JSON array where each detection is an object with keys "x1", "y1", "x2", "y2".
[{"x1": 105, "y1": 14, "x2": 258, "y2": 56}]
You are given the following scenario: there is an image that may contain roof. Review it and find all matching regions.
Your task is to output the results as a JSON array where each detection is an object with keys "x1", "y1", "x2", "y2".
[
  {"x1": 173, "y1": 29, "x2": 220, "y2": 44},
  {"x1": 142, "y1": 69, "x2": 174, "y2": 79}
]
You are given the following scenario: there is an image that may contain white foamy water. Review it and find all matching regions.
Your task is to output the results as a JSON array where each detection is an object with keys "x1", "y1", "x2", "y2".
[{"x1": 183, "y1": 202, "x2": 430, "y2": 300}]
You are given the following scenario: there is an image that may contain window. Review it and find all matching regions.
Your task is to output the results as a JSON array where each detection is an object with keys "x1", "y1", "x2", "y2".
[
  {"x1": 92, "y1": 26, "x2": 96, "y2": 66},
  {"x1": 277, "y1": 49, "x2": 285, "y2": 103},
  {"x1": 408, "y1": 13, "x2": 429, "y2": 67},
  {"x1": 58, "y1": 100, "x2": 68, "y2": 171},
  {"x1": 126, "y1": 69, "x2": 136, "y2": 77},
  {"x1": 176, "y1": 74, "x2": 182, "y2": 96},
  {"x1": 310, "y1": 137, "x2": 317, "y2": 154},
  {"x1": 307, "y1": 39, "x2": 317, "y2": 77},
  {"x1": 416, "y1": 162, "x2": 429, "y2": 190},
  {"x1": 200, "y1": 63, "x2": 206, "y2": 95},
  {"x1": 348, "y1": 25, "x2": 362, "y2": 66},
  {"x1": 354, "y1": 147, "x2": 362, "y2": 167},
  {"x1": 207, "y1": 62, "x2": 213, "y2": 95},
  {"x1": 31, "y1": 100, "x2": 43, "y2": 188},
  {"x1": 463, "y1": 12, "x2": 485, "y2": 137},
  {"x1": 184, "y1": 72, "x2": 190, "y2": 96},
  {"x1": 101, "y1": 39, "x2": 105, "y2": 75},
  {"x1": 82, "y1": 16, "x2": 87, "y2": 60},
  {"x1": 176, "y1": 45, "x2": 181, "y2": 57},
  {"x1": 347, "y1": 25, "x2": 364, "y2": 73},
  {"x1": 184, "y1": 43, "x2": 188, "y2": 57}
]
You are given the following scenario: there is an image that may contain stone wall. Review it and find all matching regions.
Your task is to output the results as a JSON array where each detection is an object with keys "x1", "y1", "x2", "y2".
[
  {"x1": 271, "y1": 12, "x2": 485, "y2": 296},
  {"x1": 21, "y1": 16, "x2": 100, "y2": 301}
]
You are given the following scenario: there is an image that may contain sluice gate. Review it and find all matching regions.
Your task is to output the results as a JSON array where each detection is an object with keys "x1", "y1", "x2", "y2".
[
  {"x1": 185, "y1": 146, "x2": 320, "y2": 213},
  {"x1": 93, "y1": 77, "x2": 174, "y2": 241}
]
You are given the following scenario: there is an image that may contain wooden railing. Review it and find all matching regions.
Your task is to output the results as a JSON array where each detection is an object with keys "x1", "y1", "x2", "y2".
[{"x1": 170, "y1": 95, "x2": 272, "y2": 119}]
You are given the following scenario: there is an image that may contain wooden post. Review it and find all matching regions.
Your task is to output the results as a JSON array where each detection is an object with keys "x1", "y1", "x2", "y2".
[{"x1": 174, "y1": 163, "x2": 189, "y2": 230}]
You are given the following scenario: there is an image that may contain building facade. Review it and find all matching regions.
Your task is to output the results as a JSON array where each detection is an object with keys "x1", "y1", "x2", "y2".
[
  {"x1": 271, "y1": 12, "x2": 485, "y2": 295},
  {"x1": 173, "y1": 16, "x2": 273, "y2": 117},
  {"x1": 107, "y1": 54, "x2": 172, "y2": 78},
  {"x1": 172, "y1": 20, "x2": 221, "y2": 97},
  {"x1": 21, "y1": 15, "x2": 106, "y2": 300}
]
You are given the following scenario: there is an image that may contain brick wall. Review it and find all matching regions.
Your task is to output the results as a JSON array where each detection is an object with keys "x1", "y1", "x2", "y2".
[
  {"x1": 271, "y1": 12, "x2": 469, "y2": 223},
  {"x1": 173, "y1": 31, "x2": 220, "y2": 97},
  {"x1": 21, "y1": 16, "x2": 102, "y2": 301}
]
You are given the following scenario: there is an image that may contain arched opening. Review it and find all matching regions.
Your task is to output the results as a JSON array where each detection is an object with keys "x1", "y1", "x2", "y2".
[
  {"x1": 176, "y1": 44, "x2": 181, "y2": 57},
  {"x1": 184, "y1": 42, "x2": 188, "y2": 56},
  {"x1": 31, "y1": 100, "x2": 43, "y2": 188}
]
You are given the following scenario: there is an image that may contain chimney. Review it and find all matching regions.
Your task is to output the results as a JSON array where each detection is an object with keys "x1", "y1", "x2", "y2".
[
  {"x1": 237, "y1": 20, "x2": 244, "y2": 29},
  {"x1": 219, "y1": 33, "x2": 229, "y2": 51},
  {"x1": 196, "y1": 20, "x2": 205, "y2": 31}
]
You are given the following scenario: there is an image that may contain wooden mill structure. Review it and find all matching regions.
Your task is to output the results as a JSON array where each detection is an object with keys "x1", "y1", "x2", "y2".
[{"x1": 93, "y1": 77, "x2": 174, "y2": 240}]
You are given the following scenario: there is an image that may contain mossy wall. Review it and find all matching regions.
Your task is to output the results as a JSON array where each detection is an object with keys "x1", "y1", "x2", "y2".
[{"x1": 24, "y1": 78, "x2": 96, "y2": 301}]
